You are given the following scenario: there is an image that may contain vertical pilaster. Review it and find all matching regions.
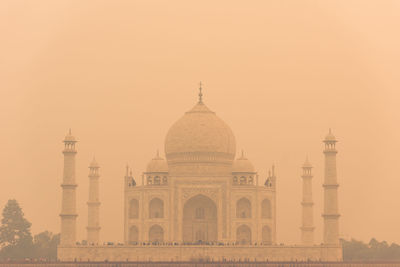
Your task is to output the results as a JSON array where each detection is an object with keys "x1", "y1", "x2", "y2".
[
  {"x1": 60, "y1": 130, "x2": 78, "y2": 246},
  {"x1": 300, "y1": 157, "x2": 314, "y2": 245},
  {"x1": 271, "y1": 165, "x2": 277, "y2": 244},
  {"x1": 322, "y1": 129, "x2": 340, "y2": 245},
  {"x1": 123, "y1": 165, "x2": 129, "y2": 244},
  {"x1": 86, "y1": 158, "x2": 101, "y2": 244}
]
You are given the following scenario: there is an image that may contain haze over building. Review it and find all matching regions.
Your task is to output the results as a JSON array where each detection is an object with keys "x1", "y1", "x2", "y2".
[
  {"x1": 1, "y1": 1, "x2": 400, "y2": 246},
  {"x1": 58, "y1": 88, "x2": 342, "y2": 261}
]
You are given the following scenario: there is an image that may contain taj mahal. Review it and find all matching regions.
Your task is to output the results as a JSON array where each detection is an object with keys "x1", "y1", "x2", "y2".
[{"x1": 57, "y1": 86, "x2": 342, "y2": 261}]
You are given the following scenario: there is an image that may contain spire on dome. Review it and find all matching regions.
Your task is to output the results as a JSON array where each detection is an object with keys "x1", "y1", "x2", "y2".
[
  {"x1": 198, "y1": 81, "x2": 203, "y2": 103},
  {"x1": 324, "y1": 128, "x2": 337, "y2": 142},
  {"x1": 303, "y1": 156, "x2": 312, "y2": 168},
  {"x1": 63, "y1": 129, "x2": 77, "y2": 151},
  {"x1": 153, "y1": 149, "x2": 163, "y2": 160},
  {"x1": 89, "y1": 156, "x2": 99, "y2": 168},
  {"x1": 64, "y1": 128, "x2": 76, "y2": 141},
  {"x1": 146, "y1": 152, "x2": 168, "y2": 173}
]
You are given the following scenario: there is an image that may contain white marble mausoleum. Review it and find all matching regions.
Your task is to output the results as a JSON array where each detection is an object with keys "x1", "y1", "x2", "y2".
[{"x1": 57, "y1": 86, "x2": 342, "y2": 261}]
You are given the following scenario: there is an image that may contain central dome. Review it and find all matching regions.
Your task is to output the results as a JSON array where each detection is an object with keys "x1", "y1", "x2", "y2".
[{"x1": 164, "y1": 100, "x2": 236, "y2": 174}]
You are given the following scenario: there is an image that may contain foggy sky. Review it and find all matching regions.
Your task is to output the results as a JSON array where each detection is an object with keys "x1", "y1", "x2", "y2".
[{"x1": 1, "y1": 0, "x2": 399, "y2": 244}]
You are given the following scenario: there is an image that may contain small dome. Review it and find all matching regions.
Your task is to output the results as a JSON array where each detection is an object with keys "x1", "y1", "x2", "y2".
[
  {"x1": 302, "y1": 157, "x2": 312, "y2": 168},
  {"x1": 146, "y1": 152, "x2": 168, "y2": 173},
  {"x1": 90, "y1": 157, "x2": 99, "y2": 168},
  {"x1": 64, "y1": 129, "x2": 77, "y2": 142},
  {"x1": 324, "y1": 129, "x2": 336, "y2": 142},
  {"x1": 232, "y1": 151, "x2": 255, "y2": 173}
]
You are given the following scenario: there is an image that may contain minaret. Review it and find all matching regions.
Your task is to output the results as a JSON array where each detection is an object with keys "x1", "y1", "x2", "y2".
[
  {"x1": 300, "y1": 157, "x2": 314, "y2": 245},
  {"x1": 86, "y1": 157, "x2": 101, "y2": 244},
  {"x1": 60, "y1": 129, "x2": 78, "y2": 246},
  {"x1": 322, "y1": 129, "x2": 340, "y2": 245}
]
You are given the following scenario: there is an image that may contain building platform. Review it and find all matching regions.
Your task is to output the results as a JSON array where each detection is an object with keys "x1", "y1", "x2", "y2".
[
  {"x1": 58, "y1": 244, "x2": 342, "y2": 262},
  {"x1": 4, "y1": 261, "x2": 400, "y2": 267}
]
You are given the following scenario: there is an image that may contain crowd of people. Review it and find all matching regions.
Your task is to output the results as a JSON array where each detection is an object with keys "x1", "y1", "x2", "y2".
[{"x1": 77, "y1": 241, "x2": 288, "y2": 247}]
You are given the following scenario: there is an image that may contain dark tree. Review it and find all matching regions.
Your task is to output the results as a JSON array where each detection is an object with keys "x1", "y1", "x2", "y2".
[
  {"x1": 0, "y1": 199, "x2": 33, "y2": 259},
  {"x1": 33, "y1": 231, "x2": 60, "y2": 260},
  {"x1": 342, "y1": 238, "x2": 400, "y2": 261}
]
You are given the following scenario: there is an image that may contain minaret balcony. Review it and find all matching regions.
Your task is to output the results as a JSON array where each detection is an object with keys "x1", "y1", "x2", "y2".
[
  {"x1": 323, "y1": 149, "x2": 337, "y2": 154},
  {"x1": 61, "y1": 183, "x2": 78, "y2": 189},
  {"x1": 322, "y1": 183, "x2": 339, "y2": 188},
  {"x1": 59, "y1": 213, "x2": 78, "y2": 218},
  {"x1": 321, "y1": 213, "x2": 340, "y2": 218},
  {"x1": 62, "y1": 149, "x2": 77, "y2": 154}
]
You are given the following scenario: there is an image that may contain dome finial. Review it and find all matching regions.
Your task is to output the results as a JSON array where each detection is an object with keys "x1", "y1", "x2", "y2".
[
  {"x1": 89, "y1": 156, "x2": 99, "y2": 168},
  {"x1": 198, "y1": 81, "x2": 203, "y2": 103},
  {"x1": 324, "y1": 128, "x2": 336, "y2": 142},
  {"x1": 303, "y1": 155, "x2": 312, "y2": 168}
]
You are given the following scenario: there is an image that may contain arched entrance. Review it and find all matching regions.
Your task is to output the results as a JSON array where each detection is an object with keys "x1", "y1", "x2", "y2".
[
  {"x1": 149, "y1": 224, "x2": 164, "y2": 242},
  {"x1": 262, "y1": 225, "x2": 272, "y2": 245},
  {"x1": 236, "y1": 225, "x2": 251, "y2": 245},
  {"x1": 183, "y1": 194, "x2": 217, "y2": 243},
  {"x1": 149, "y1": 198, "x2": 164, "y2": 218},
  {"x1": 236, "y1": 197, "x2": 251, "y2": 218}
]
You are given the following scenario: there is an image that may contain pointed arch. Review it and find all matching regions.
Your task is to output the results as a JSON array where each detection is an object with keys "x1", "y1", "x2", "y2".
[
  {"x1": 236, "y1": 197, "x2": 251, "y2": 218},
  {"x1": 236, "y1": 224, "x2": 251, "y2": 245},
  {"x1": 149, "y1": 224, "x2": 164, "y2": 242},
  {"x1": 149, "y1": 198, "x2": 164, "y2": 218},
  {"x1": 183, "y1": 194, "x2": 217, "y2": 242}
]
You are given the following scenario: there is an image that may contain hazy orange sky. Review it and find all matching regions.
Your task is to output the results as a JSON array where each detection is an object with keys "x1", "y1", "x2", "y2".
[{"x1": 1, "y1": 0, "x2": 400, "y2": 244}]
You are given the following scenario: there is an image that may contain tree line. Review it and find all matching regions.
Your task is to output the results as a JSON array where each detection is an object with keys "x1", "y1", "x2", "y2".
[
  {"x1": 0, "y1": 199, "x2": 399, "y2": 261},
  {"x1": 341, "y1": 238, "x2": 400, "y2": 261},
  {"x1": 0, "y1": 199, "x2": 59, "y2": 260}
]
